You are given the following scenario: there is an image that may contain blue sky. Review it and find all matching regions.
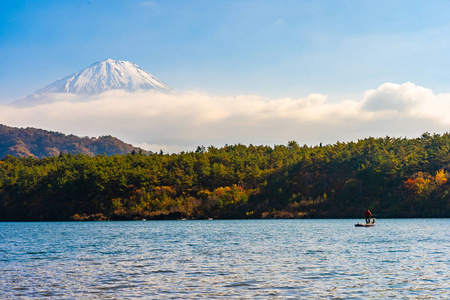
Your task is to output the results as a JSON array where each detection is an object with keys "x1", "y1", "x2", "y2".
[
  {"x1": 2, "y1": 1, "x2": 450, "y2": 151},
  {"x1": 2, "y1": 0, "x2": 450, "y2": 101}
]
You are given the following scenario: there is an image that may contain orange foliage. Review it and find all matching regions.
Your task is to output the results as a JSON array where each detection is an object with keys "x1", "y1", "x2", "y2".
[{"x1": 404, "y1": 169, "x2": 448, "y2": 196}]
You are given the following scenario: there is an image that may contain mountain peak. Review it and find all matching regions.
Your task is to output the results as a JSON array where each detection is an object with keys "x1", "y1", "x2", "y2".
[
  {"x1": 40, "y1": 59, "x2": 172, "y2": 95},
  {"x1": 12, "y1": 59, "x2": 173, "y2": 106}
]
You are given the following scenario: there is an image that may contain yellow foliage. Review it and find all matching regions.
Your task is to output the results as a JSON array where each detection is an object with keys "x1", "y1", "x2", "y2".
[
  {"x1": 197, "y1": 189, "x2": 211, "y2": 197},
  {"x1": 415, "y1": 178, "x2": 431, "y2": 195},
  {"x1": 435, "y1": 169, "x2": 447, "y2": 185},
  {"x1": 154, "y1": 186, "x2": 176, "y2": 196},
  {"x1": 112, "y1": 198, "x2": 123, "y2": 209}
]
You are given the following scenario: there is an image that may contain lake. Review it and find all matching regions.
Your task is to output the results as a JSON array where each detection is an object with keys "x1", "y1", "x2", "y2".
[{"x1": 0, "y1": 219, "x2": 449, "y2": 299}]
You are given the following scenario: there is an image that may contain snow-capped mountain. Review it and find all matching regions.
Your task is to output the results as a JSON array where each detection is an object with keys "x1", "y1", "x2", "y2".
[{"x1": 12, "y1": 59, "x2": 173, "y2": 106}]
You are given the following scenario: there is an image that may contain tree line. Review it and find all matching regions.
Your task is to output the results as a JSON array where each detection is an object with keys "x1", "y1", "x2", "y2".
[{"x1": 1, "y1": 132, "x2": 450, "y2": 221}]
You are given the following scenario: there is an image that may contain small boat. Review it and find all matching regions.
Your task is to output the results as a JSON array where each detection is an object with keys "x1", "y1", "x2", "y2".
[
  {"x1": 355, "y1": 223, "x2": 375, "y2": 227},
  {"x1": 355, "y1": 218, "x2": 376, "y2": 227}
]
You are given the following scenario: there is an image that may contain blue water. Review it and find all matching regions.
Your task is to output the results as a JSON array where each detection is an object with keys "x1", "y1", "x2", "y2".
[{"x1": 0, "y1": 219, "x2": 449, "y2": 299}]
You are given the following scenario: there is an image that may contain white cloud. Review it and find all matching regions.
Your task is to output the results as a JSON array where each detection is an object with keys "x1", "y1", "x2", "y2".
[
  {"x1": 361, "y1": 82, "x2": 434, "y2": 113},
  {"x1": 1, "y1": 83, "x2": 450, "y2": 153}
]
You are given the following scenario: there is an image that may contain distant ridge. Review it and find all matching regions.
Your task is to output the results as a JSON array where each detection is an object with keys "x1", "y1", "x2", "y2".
[
  {"x1": 12, "y1": 59, "x2": 173, "y2": 106},
  {"x1": 0, "y1": 124, "x2": 148, "y2": 158}
]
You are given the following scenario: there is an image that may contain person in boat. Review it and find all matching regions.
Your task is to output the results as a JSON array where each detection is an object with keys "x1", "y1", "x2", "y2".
[{"x1": 365, "y1": 210, "x2": 372, "y2": 223}]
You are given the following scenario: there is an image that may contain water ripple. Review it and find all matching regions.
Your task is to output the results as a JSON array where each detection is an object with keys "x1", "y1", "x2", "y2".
[{"x1": 0, "y1": 219, "x2": 449, "y2": 299}]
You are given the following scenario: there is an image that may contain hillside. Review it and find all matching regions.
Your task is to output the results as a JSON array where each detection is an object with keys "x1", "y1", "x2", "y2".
[
  {"x1": 1, "y1": 133, "x2": 450, "y2": 221},
  {"x1": 0, "y1": 124, "x2": 144, "y2": 158}
]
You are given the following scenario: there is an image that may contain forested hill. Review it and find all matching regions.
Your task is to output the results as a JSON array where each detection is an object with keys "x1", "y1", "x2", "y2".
[
  {"x1": 0, "y1": 124, "x2": 144, "y2": 158},
  {"x1": 1, "y1": 132, "x2": 450, "y2": 221}
]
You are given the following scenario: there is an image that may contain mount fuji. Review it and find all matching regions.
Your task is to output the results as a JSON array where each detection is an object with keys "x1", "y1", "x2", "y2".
[{"x1": 12, "y1": 59, "x2": 173, "y2": 106}]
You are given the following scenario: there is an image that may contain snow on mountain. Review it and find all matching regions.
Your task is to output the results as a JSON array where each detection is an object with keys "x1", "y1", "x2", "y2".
[{"x1": 12, "y1": 59, "x2": 173, "y2": 106}]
